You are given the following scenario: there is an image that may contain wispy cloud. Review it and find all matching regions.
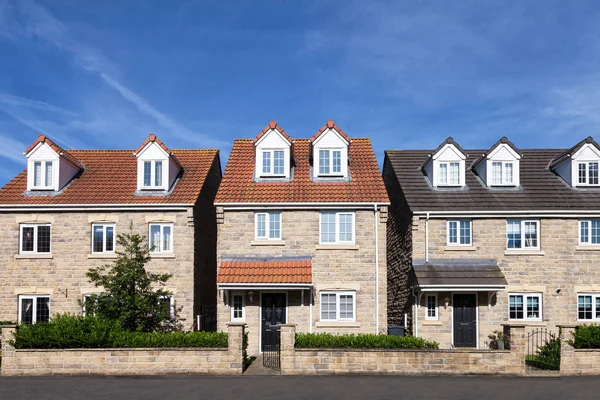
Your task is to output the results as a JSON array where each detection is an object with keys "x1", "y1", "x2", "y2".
[
  {"x1": 0, "y1": 93, "x2": 77, "y2": 116},
  {"x1": 0, "y1": 0, "x2": 227, "y2": 149},
  {"x1": 0, "y1": 132, "x2": 26, "y2": 164}
]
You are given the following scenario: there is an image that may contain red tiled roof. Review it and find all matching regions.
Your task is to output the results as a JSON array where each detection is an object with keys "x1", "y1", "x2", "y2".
[
  {"x1": 253, "y1": 121, "x2": 292, "y2": 144},
  {"x1": 25, "y1": 135, "x2": 84, "y2": 170},
  {"x1": 215, "y1": 137, "x2": 389, "y2": 204},
  {"x1": 0, "y1": 149, "x2": 219, "y2": 205},
  {"x1": 217, "y1": 257, "x2": 312, "y2": 284},
  {"x1": 310, "y1": 120, "x2": 350, "y2": 143}
]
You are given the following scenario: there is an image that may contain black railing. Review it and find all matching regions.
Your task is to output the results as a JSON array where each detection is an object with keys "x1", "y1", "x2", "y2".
[
  {"x1": 526, "y1": 328, "x2": 561, "y2": 371},
  {"x1": 263, "y1": 325, "x2": 281, "y2": 371}
]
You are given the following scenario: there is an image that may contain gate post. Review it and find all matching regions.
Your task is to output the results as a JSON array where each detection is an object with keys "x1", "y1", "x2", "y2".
[
  {"x1": 558, "y1": 325, "x2": 577, "y2": 375},
  {"x1": 279, "y1": 324, "x2": 296, "y2": 375},
  {"x1": 227, "y1": 323, "x2": 245, "y2": 374},
  {"x1": 1, "y1": 326, "x2": 17, "y2": 376},
  {"x1": 504, "y1": 324, "x2": 526, "y2": 374}
]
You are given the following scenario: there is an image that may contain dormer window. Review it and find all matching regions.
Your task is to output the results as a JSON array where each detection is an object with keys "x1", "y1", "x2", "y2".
[
  {"x1": 254, "y1": 121, "x2": 292, "y2": 179},
  {"x1": 318, "y1": 149, "x2": 342, "y2": 176},
  {"x1": 425, "y1": 138, "x2": 466, "y2": 188},
  {"x1": 438, "y1": 162, "x2": 460, "y2": 185},
  {"x1": 491, "y1": 161, "x2": 514, "y2": 185},
  {"x1": 143, "y1": 160, "x2": 164, "y2": 188},
  {"x1": 135, "y1": 134, "x2": 181, "y2": 192},
  {"x1": 473, "y1": 137, "x2": 521, "y2": 188},
  {"x1": 261, "y1": 150, "x2": 286, "y2": 176},
  {"x1": 32, "y1": 160, "x2": 54, "y2": 189},
  {"x1": 311, "y1": 121, "x2": 350, "y2": 179},
  {"x1": 577, "y1": 162, "x2": 599, "y2": 186}
]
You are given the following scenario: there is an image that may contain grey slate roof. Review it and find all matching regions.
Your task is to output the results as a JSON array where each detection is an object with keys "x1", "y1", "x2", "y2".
[
  {"x1": 413, "y1": 259, "x2": 507, "y2": 287},
  {"x1": 385, "y1": 148, "x2": 600, "y2": 212}
]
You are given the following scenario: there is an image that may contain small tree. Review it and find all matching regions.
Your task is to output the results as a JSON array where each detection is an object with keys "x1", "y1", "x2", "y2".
[{"x1": 85, "y1": 223, "x2": 174, "y2": 332}]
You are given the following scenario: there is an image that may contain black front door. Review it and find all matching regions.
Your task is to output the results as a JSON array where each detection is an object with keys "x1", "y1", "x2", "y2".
[
  {"x1": 453, "y1": 294, "x2": 477, "y2": 348},
  {"x1": 261, "y1": 293, "x2": 287, "y2": 351}
]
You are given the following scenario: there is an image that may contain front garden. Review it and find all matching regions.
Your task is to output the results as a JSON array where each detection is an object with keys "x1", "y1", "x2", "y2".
[{"x1": 295, "y1": 332, "x2": 439, "y2": 349}]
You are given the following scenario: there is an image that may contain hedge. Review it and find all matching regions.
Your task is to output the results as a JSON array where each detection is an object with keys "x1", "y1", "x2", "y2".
[
  {"x1": 571, "y1": 324, "x2": 600, "y2": 349},
  {"x1": 11, "y1": 314, "x2": 228, "y2": 349},
  {"x1": 295, "y1": 333, "x2": 439, "y2": 349}
]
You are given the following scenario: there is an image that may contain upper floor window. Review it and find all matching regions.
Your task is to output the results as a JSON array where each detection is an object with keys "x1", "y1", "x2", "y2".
[
  {"x1": 149, "y1": 223, "x2": 173, "y2": 253},
  {"x1": 577, "y1": 162, "x2": 599, "y2": 186},
  {"x1": 261, "y1": 150, "x2": 285, "y2": 176},
  {"x1": 509, "y1": 293, "x2": 542, "y2": 321},
  {"x1": 506, "y1": 220, "x2": 539, "y2": 250},
  {"x1": 579, "y1": 220, "x2": 600, "y2": 245},
  {"x1": 578, "y1": 294, "x2": 600, "y2": 321},
  {"x1": 255, "y1": 212, "x2": 282, "y2": 240},
  {"x1": 31, "y1": 160, "x2": 54, "y2": 189},
  {"x1": 320, "y1": 211, "x2": 355, "y2": 244},
  {"x1": 320, "y1": 291, "x2": 355, "y2": 322},
  {"x1": 491, "y1": 161, "x2": 514, "y2": 185},
  {"x1": 20, "y1": 224, "x2": 51, "y2": 254},
  {"x1": 92, "y1": 223, "x2": 115, "y2": 254},
  {"x1": 143, "y1": 160, "x2": 163, "y2": 188},
  {"x1": 19, "y1": 295, "x2": 50, "y2": 324},
  {"x1": 438, "y1": 162, "x2": 460, "y2": 185},
  {"x1": 318, "y1": 149, "x2": 342, "y2": 176},
  {"x1": 447, "y1": 220, "x2": 471, "y2": 246}
]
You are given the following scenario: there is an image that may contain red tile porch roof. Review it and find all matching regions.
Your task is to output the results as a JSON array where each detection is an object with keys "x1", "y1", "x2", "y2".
[{"x1": 217, "y1": 257, "x2": 312, "y2": 284}]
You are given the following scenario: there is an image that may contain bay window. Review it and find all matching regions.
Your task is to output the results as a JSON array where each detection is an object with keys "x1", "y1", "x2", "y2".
[{"x1": 320, "y1": 291, "x2": 355, "y2": 322}]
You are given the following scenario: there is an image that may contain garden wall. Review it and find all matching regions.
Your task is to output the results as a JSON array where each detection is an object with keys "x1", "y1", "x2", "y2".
[
  {"x1": 560, "y1": 325, "x2": 600, "y2": 376},
  {"x1": 280, "y1": 325, "x2": 527, "y2": 375},
  {"x1": 1, "y1": 324, "x2": 244, "y2": 376}
]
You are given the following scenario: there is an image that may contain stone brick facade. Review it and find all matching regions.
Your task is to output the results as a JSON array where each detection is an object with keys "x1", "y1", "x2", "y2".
[
  {"x1": 216, "y1": 209, "x2": 387, "y2": 354},
  {"x1": 279, "y1": 324, "x2": 526, "y2": 375},
  {"x1": 1, "y1": 324, "x2": 244, "y2": 376}
]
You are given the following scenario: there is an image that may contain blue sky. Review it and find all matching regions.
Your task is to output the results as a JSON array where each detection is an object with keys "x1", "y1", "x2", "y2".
[{"x1": 1, "y1": 0, "x2": 600, "y2": 185}]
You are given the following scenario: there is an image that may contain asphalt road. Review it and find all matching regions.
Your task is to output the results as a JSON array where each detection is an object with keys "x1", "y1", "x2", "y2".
[{"x1": 1, "y1": 375, "x2": 599, "y2": 400}]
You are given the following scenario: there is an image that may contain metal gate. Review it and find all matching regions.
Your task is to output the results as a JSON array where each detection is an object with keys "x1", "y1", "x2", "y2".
[
  {"x1": 526, "y1": 328, "x2": 561, "y2": 371},
  {"x1": 263, "y1": 324, "x2": 281, "y2": 370}
]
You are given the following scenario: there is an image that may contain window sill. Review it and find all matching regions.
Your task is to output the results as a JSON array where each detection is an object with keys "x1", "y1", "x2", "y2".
[
  {"x1": 315, "y1": 322, "x2": 360, "y2": 328},
  {"x1": 316, "y1": 245, "x2": 360, "y2": 250},
  {"x1": 87, "y1": 254, "x2": 118, "y2": 259},
  {"x1": 444, "y1": 246, "x2": 476, "y2": 251},
  {"x1": 576, "y1": 245, "x2": 600, "y2": 251},
  {"x1": 149, "y1": 254, "x2": 176, "y2": 259},
  {"x1": 504, "y1": 250, "x2": 545, "y2": 256},
  {"x1": 422, "y1": 321, "x2": 443, "y2": 326},
  {"x1": 251, "y1": 240, "x2": 286, "y2": 246},
  {"x1": 507, "y1": 321, "x2": 545, "y2": 326},
  {"x1": 15, "y1": 254, "x2": 53, "y2": 259}
]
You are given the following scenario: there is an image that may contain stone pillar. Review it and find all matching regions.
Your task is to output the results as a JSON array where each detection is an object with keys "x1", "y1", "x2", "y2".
[
  {"x1": 1, "y1": 326, "x2": 16, "y2": 376},
  {"x1": 279, "y1": 324, "x2": 296, "y2": 375},
  {"x1": 504, "y1": 324, "x2": 526, "y2": 374},
  {"x1": 558, "y1": 325, "x2": 577, "y2": 375},
  {"x1": 227, "y1": 323, "x2": 245, "y2": 374}
]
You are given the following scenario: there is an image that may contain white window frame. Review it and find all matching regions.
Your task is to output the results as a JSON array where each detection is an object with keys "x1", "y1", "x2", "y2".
[
  {"x1": 18, "y1": 294, "x2": 50, "y2": 324},
  {"x1": 425, "y1": 294, "x2": 438, "y2": 320},
  {"x1": 447, "y1": 220, "x2": 472, "y2": 246},
  {"x1": 260, "y1": 149, "x2": 286, "y2": 177},
  {"x1": 506, "y1": 220, "x2": 540, "y2": 250},
  {"x1": 437, "y1": 162, "x2": 461, "y2": 186},
  {"x1": 91, "y1": 223, "x2": 116, "y2": 254},
  {"x1": 148, "y1": 223, "x2": 174, "y2": 254},
  {"x1": 81, "y1": 294, "x2": 99, "y2": 316},
  {"x1": 508, "y1": 293, "x2": 542, "y2": 321},
  {"x1": 30, "y1": 160, "x2": 55, "y2": 190},
  {"x1": 19, "y1": 223, "x2": 51, "y2": 254},
  {"x1": 319, "y1": 291, "x2": 356, "y2": 322},
  {"x1": 231, "y1": 292, "x2": 246, "y2": 322},
  {"x1": 579, "y1": 220, "x2": 600, "y2": 245},
  {"x1": 577, "y1": 293, "x2": 600, "y2": 322},
  {"x1": 319, "y1": 211, "x2": 355, "y2": 245},
  {"x1": 141, "y1": 160, "x2": 165, "y2": 189},
  {"x1": 577, "y1": 162, "x2": 600, "y2": 186},
  {"x1": 159, "y1": 295, "x2": 175, "y2": 320},
  {"x1": 254, "y1": 212, "x2": 282, "y2": 240},
  {"x1": 490, "y1": 161, "x2": 514, "y2": 186},
  {"x1": 317, "y1": 148, "x2": 344, "y2": 177}
]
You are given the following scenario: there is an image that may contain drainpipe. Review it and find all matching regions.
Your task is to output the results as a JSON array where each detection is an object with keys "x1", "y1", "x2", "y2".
[
  {"x1": 412, "y1": 286, "x2": 418, "y2": 337},
  {"x1": 374, "y1": 203, "x2": 380, "y2": 334},
  {"x1": 425, "y1": 212, "x2": 430, "y2": 263},
  {"x1": 309, "y1": 287, "x2": 313, "y2": 333}
]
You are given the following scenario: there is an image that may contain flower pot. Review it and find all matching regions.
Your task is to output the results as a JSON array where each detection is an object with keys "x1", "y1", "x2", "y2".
[{"x1": 497, "y1": 339, "x2": 505, "y2": 350}]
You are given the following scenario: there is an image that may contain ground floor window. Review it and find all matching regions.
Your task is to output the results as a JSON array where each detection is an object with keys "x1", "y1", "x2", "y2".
[
  {"x1": 231, "y1": 292, "x2": 245, "y2": 322},
  {"x1": 19, "y1": 295, "x2": 50, "y2": 324},
  {"x1": 159, "y1": 295, "x2": 175, "y2": 320},
  {"x1": 578, "y1": 294, "x2": 600, "y2": 321},
  {"x1": 425, "y1": 294, "x2": 438, "y2": 320},
  {"x1": 508, "y1": 293, "x2": 542, "y2": 321},
  {"x1": 320, "y1": 291, "x2": 355, "y2": 322}
]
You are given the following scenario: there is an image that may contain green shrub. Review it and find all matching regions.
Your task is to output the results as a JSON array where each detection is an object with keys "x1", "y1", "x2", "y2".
[
  {"x1": 525, "y1": 337, "x2": 561, "y2": 371},
  {"x1": 295, "y1": 333, "x2": 439, "y2": 349},
  {"x1": 571, "y1": 324, "x2": 600, "y2": 349},
  {"x1": 11, "y1": 314, "x2": 228, "y2": 349},
  {"x1": 0, "y1": 321, "x2": 17, "y2": 326}
]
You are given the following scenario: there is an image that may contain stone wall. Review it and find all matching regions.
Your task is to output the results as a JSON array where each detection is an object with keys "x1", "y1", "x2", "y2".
[
  {"x1": 0, "y1": 324, "x2": 244, "y2": 376},
  {"x1": 280, "y1": 324, "x2": 526, "y2": 375},
  {"x1": 217, "y1": 208, "x2": 387, "y2": 354},
  {"x1": 0, "y1": 210, "x2": 197, "y2": 330}
]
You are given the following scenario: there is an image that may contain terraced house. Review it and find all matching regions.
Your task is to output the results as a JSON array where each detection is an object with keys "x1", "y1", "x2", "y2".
[
  {"x1": 0, "y1": 134, "x2": 221, "y2": 329},
  {"x1": 384, "y1": 136, "x2": 600, "y2": 349},
  {"x1": 215, "y1": 121, "x2": 389, "y2": 354}
]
